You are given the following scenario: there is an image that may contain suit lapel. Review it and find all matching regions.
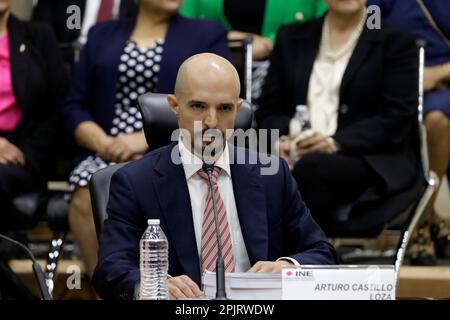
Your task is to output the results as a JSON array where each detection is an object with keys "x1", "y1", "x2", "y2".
[
  {"x1": 152, "y1": 143, "x2": 201, "y2": 284},
  {"x1": 157, "y1": 14, "x2": 182, "y2": 93},
  {"x1": 293, "y1": 18, "x2": 323, "y2": 105},
  {"x1": 229, "y1": 147, "x2": 268, "y2": 264},
  {"x1": 340, "y1": 26, "x2": 379, "y2": 98},
  {"x1": 8, "y1": 16, "x2": 30, "y2": 112}
]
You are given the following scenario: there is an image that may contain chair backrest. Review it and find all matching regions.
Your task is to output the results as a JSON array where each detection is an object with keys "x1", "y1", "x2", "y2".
[
  {"x1": 228, "y1": 37, "x2": 253, "y2": 102},
  {"x1": 137, "y1": 93, "x2": 253, "y2": 151},
  {"x1": 90, "y1": 163, "x2": 127, "y2": 240},
  {"x1": 91, "y1": 94, "x2": 252, "y2": 239}
]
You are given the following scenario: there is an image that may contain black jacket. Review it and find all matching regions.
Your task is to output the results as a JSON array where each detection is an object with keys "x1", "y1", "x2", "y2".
[
  {"x1": 256, "y1": 16, "x2": 423, "y2": 233},
  {"x1": 6, "y1": 15, "x2": 67, "y2": 177}
]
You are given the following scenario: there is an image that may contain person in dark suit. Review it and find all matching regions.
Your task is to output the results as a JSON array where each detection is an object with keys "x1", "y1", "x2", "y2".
[
  {"x1": 92, "y1": 53, "x2": 337, "y2": 300},
  {"x1": 256, "y1": 0, "x2": 422, "y2": 236},
  {"x1": 0, "y1": 1, "x2": 67, "y2": 228},
  {"x1": 368, "y1": 0, "x2": 450, "y2": 264},
  {"x1": 32, "y1": 0, "x2": 138, "y2": 64},
  {"x1": 64, "y1": 0, "x2": 232, "y2": 279}
]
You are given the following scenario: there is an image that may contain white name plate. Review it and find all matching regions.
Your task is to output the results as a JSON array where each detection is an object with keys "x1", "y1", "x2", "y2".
[{"x1": 282, "y1": 265, "x2": 396, "y2": 300}]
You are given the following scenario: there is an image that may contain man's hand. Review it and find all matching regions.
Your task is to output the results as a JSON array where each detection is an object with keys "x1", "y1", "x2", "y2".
[
  {"x1": 0, "y1": 137, "x2": 25, "y2": 166},
  {"x1": 248, "y1": 260, "x2": 295, "y2": 273},
  {"x1": 296, "y1": 132, "x2": 336, "y2": 156},
  {"x1": 167, "y1": 275, "x2": 204, "y2": 300}
]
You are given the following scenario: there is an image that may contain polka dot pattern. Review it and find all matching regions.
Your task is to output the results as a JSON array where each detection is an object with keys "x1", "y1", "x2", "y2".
[
  {"x1": 108, "y1": 40, "x2": 163, "y2": 138},
  {"x1": 68, "y1": 39, "x2": 164, "y2": 191}
]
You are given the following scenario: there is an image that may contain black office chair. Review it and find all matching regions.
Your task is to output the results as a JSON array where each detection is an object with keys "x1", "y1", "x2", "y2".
[
  {"x1": 6, "y1": 143, "x2": 73, "y2": 298},
  {"x1": 90, "y1": 93, "x2": 254, "y2": 239},
  {"x1": 333, "y1": 40, "x2": 438, "y2": 283},
  {"x1": 137, "y1": 93, "x2": 254, "y2": 151},
  {"x1": 90, "y1": 163, "x2": 127, "y2": 240}
]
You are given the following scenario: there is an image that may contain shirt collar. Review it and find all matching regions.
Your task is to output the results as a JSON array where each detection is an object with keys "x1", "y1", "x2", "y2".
[
  {"x1": 178, "y1": 139, "x2": 231, "y2": 180},
  {"x1": 321, "y1": 12, "x2": 367, "y2": 61}
]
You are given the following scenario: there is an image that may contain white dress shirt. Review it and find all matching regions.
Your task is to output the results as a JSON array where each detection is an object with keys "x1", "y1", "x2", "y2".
[
  {"x1": 179, "y1": 140, "x2": 252, "y2": 273},
  {"x1": 307, "y1": 14, "x2": 366, "y2": 136},
  {"x1": 78, "y1": 0, "x2": 121, "y2": 45}
]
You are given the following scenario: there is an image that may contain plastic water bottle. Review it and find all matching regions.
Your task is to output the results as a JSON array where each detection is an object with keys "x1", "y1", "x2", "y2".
[
  {"x1": 289, "y1": 105, "x2": 313, "y2": 162},
  {"x1": 139, "y1": 219, "x2": 169, "y2": 300},
  {"x1": 289, "y1": 105, "x2": 311, "y2": 137}
]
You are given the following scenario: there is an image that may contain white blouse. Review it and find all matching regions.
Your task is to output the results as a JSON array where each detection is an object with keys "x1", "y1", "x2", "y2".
[{"x1": 306, "y1": 14, "x2": 366, "y2": 136}]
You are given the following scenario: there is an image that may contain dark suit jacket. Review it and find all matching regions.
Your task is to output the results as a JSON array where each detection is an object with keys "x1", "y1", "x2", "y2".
[
  {"x1": 256, "y1": 16, "x2": 423, "y2": 229},
  {"x1": 5, "y1": 15, "x2": 67, "y2": 177},
  {"x1": 32, "y1": 0, "x2": 138, "y2": 45},
  {"x1": 64, "y1": 14, "x2": 232, "y2": 164},
  {"x1": 92, "y1": 143, "x2": 337, "y2": 300}
]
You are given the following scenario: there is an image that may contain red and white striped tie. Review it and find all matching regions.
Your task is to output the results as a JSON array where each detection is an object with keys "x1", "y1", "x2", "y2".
[{"x1": 197, "y1": 167, "x2": 235, "y2": 272}]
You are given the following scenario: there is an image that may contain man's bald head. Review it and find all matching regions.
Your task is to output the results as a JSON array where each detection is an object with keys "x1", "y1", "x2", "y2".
[
  {"x1": 174, "y1": 53, "x2": 241, "y2": 101},
  {"x1": 167, "y1": 53, "x2": 243, "y2": 161}
]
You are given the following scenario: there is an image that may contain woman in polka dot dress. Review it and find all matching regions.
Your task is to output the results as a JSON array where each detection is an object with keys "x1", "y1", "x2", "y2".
[
  {"x1": 68, "y1": 40, "x2": 163, "y2": 190},
  {"x1": 64, "y1": 0, "x2": 232, "y2": 278}
]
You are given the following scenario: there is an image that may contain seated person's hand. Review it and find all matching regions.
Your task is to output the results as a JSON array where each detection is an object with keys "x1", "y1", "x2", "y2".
[
  {"x1": 296, "y1": 132, "x2": 337, "y2": 157},
  {"x1": 168, "y1": 275, "x2": 204, "y2": 300},
  {"x1": 0, "y1": 137, "x2": 25, "y2": 167},
  {"x1": 115, "y1": 132, "x2": 149, "y2": 156},
  {"x1": 99, "y1": 132, "x2": 148, "y2": 163},
  {"x1": 424, "y1": 65, "x2": 448, "y2": 92},
  {"x1": 252, "y1": 34, "x2": 273, "y2": 61},
  {"x1": 97, "y1": 136, "x2": 126, "y2": 163},
  {"x1": 248, "y1": 260, "x2": 295, "y2": 273},
  {"x1": 274, "y1": 135, "x2": 293, "y2": 170}
]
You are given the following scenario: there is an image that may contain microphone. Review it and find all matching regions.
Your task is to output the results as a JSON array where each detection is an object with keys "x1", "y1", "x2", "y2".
[
  {"x1": 0, "y1": 234, "x2": 52, "y2": 300},
  {"x1": 202, "y1": 162, "x2": 228, "y2": 300}
]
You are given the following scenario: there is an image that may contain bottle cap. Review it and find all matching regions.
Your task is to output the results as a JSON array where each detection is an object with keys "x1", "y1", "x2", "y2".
[
  {"x1": 147, "y1": 219, "x2": 160, "y2": 225},
  {"x1": 296, "y1": 104, "x2": 307, "y2": 112}
]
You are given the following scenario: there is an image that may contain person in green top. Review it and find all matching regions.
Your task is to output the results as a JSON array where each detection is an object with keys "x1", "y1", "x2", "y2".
[{"x1": 180, "y1": 0, "x2": 327, "y2": 60}]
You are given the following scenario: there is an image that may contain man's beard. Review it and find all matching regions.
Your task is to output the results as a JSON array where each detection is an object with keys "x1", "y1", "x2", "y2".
[{"x1": 193, "y1": 128, "x2": 226, "y2": 162}]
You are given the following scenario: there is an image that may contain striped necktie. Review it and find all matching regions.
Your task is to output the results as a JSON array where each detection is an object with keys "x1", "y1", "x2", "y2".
[{"x1": 197, "y1": 167, "x2": 235, "y2": 272}]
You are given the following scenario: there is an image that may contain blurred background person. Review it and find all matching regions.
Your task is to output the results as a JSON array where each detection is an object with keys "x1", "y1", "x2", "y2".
[
  {"x1": 32, "y1": 0, "x2": 138, "y2": 66},
  {"x1": 180, "y1": 0, "x2": 327, "y2": 60},
  {"x1": 256, "y1": 0, "x2": 422, "y2": 237},
  {"x1": 368, "y1": 0, "x2": 450, "y2": 263},
  {"x1": 64, "y1": 0, "x2": 231, "y2": 278},
  {"x1": 0, "y1": 0, "x2": 66, "y2": 230},
  {"x1": 0, "y1": 0, "x2": 67, "y2": 298},
  {"x1": 179, "y1": 0, "x2": 328, "y2": 101}
]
